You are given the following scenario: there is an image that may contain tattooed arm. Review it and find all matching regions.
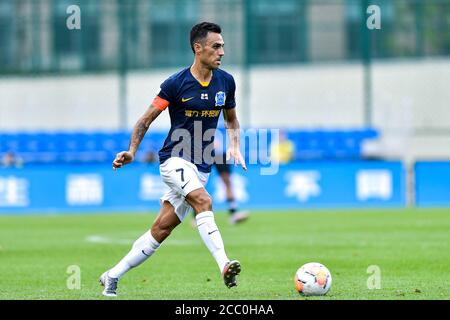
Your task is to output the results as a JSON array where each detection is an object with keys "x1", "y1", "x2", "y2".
[{"x1": 112, "y1": 104, "x2": 162, "y2": 170}]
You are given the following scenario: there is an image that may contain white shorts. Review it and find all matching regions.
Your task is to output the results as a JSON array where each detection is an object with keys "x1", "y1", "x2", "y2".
[{"x1": 159, "y1": 157, "x2": 210, "y2": 222}]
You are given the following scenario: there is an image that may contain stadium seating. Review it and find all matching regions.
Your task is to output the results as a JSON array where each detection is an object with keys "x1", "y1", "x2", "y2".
[{"x1": 0, "y1": 128, "x2": 379, "y2": 165}]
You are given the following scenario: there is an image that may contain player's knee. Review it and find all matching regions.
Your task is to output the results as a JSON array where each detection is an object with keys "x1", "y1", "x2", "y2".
[
  {"x1": 151, "y1": 220, "x2": 173, "y2": 242},
  {"x1": 151, "y1": 225, "x2": 171, "y2": 242},
  {"x1": 159, "y1": 228, "x2": 172, "y2": 240},
  {"x1": 193, "y1": 193, "x2": 213, "y2": 211}
]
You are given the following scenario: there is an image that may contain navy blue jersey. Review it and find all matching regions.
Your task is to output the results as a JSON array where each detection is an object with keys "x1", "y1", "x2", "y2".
[
  {"x1": 154, "y1": 67, "x2": 236, "y2": 173},
  {"x1": 214, "y1": 114, "x2": 227, "y2": 155}
]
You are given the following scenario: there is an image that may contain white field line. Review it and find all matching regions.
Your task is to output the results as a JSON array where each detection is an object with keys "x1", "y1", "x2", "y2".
[{"x1": 85, "y1": 235, "x2": 200, "y2": 246}]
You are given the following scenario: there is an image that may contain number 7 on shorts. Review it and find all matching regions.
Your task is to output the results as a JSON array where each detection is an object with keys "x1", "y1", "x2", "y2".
[{"x1": 175, "y1": 168, "x2": 185, "y2": 182}]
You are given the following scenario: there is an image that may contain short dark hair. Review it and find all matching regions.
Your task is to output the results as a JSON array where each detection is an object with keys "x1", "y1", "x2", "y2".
[{"x1": 190, "y1": 22, "x2": 222, "y2": 53}]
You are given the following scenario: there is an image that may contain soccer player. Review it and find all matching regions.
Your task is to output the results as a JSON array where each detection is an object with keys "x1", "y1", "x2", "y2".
[{"x1": 99, "y1": 22, "x2": 246, "y2": 297}]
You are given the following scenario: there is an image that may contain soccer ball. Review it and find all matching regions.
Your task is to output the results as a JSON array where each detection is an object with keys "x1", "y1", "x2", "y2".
[{"x1": 294, "y1": 262, "x2": 332, "y2": 296}]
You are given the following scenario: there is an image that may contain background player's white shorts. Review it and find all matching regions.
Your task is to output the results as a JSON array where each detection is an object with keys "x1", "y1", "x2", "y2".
[{"x1": 159, "y1": 157, "x2": 210, "y2": 222}]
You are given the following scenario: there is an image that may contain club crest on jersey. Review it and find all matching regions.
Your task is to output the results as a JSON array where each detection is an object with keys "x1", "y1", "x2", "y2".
[{"x1": 215, "y1": 91, "x2": 226, "y2": 107}]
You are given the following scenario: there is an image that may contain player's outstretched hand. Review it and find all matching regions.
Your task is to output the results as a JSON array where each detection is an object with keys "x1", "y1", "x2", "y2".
[
  {"x1": 226, "y1": 148, "x2": 247, "y2": 171},
  {"x1": 112, "y1": 151, "x2": 134, "y2": 171}
]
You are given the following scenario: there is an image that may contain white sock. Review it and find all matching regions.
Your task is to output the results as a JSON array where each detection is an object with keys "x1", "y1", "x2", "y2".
[
  {"x1": 196, "y1": 211, "x2": 229, "y2": 272},
  {"x1": 108, "y1": 231, "x2": 160, "y2": 279}
]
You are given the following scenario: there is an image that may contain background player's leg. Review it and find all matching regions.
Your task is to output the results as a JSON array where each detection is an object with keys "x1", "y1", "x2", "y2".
[
  {"x1": 219, "y1": 170, "x2": 250, "y2": 225},
  {"x1": 107, "y1": 201, "x2": 180, "y2": 279},
  {"x1": 186, "y1": 188, "x2": 230, "y2": 272},
  {"x1": 219, "y1": 171, "x2": 238, "y2": 214}
]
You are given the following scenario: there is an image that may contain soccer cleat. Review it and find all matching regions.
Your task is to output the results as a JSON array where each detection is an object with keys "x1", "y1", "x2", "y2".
[
  {"x1": 222, "y1": 260, "x2": 241, "y2": 288},
  {"x1": 229, "y1": 211, "x2": 250, "y2": 225},
  {"x1": 99, "y1": 271, "x2": 119, "y2": 297}
]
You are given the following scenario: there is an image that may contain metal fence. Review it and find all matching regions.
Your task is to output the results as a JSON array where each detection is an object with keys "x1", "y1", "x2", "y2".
[{"x1": 0, "y1": 0, "x2": 449, "y2": 74}]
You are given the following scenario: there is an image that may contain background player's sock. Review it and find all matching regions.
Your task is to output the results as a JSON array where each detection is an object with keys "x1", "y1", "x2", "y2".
[
  {"x1": 108, "y1": 231, "x2": 160, "y2": 279},
  {"x1": 227, "y1": 198, "x2": 238, "y2": 215},
  {"x1": 196, "y1": 211, "x2": 229, "y2": 272}
]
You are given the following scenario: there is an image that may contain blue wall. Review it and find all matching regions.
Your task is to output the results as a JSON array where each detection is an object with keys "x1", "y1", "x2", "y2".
[
  {"x1": 415, "y1": 162, "x2": 450, "y2": 207},
  {"x1": 0, "y1": 161, "x2": 406, "y2": 214}
]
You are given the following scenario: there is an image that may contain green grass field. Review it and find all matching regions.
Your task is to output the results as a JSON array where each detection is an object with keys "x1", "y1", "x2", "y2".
[{"x1": 0, "y1": 209, "x2": 449, "y2": 300}]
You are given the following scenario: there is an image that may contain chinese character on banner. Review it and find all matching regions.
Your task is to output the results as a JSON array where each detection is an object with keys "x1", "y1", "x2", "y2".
[
  {"x1": 285, "y1": 171, "x2": 321, "y2": 202},
  {"x1": 213, "y1": 174, "x2": 248, "y2": 203},
  {"x1": 140, "y1": 174, "x2": 170, "y2": 201},
  {"x1": 66, "y1": 174, "x2": 103, "y2": 205},
  {"x1": 0, "y1": 176, "x2": 29, "y2": 207},
  {"x1": 356, "y1": 170, "x2": 393, "y2": 201}
]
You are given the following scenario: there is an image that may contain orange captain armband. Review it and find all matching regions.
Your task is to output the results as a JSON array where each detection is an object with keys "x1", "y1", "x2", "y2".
[{"x1": 152, "y1": 96, "x2": 170, "y2": 111}]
